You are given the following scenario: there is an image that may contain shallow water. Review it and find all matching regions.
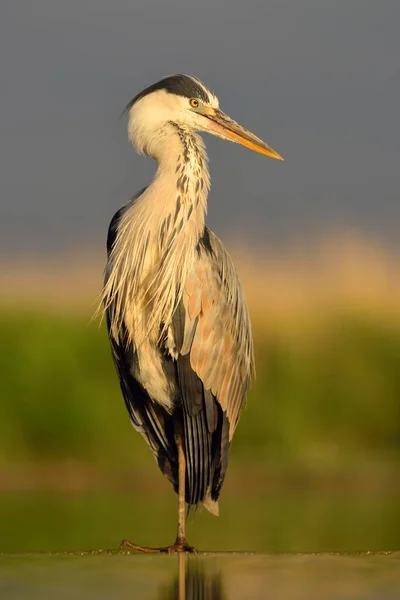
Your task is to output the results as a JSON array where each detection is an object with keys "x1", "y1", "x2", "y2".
[{"x1": 1, "y1": 553, "x2": 400, "y2": 600}]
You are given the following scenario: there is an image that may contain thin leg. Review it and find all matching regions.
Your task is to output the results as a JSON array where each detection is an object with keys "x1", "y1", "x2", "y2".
[
  {"x1": 119, "y1": 431, "x2": 197, "y2": 554},
  {"x1": 176, "y1": 433, "x2": 187, "y2": 543},
  {"x1": 171, "y1": 435, "x2": 196, "y2": 552}
]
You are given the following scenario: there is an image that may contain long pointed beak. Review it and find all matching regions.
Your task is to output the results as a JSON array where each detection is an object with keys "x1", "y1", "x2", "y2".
[{"x1": 203, "y1": 108, "x2": 284, "y2": 161}]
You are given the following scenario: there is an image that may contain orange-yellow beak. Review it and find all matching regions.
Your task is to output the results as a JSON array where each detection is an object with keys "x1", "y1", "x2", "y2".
[{"x1": 202, "y1": 107, "x2": 284, "y2": 161}]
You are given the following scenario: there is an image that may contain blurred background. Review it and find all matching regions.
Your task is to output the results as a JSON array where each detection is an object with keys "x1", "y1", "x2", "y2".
[{"x1": 0, "y1": 0, "x2": 399, "y2": 554}]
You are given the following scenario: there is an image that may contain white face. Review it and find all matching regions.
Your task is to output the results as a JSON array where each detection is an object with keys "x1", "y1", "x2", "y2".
[{"x1": 127, "y1": 89, "x2": 220, "y2": 157}]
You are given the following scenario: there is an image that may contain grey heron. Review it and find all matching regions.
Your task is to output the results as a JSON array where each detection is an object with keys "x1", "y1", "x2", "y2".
[{"x1": 102, "y1": 74, "x2": 283, "y2": 553}]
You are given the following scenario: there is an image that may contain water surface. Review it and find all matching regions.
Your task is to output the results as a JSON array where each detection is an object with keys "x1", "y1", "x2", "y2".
[{"x1": 1, "y1": 553, "x2": 399, "y2": 600}]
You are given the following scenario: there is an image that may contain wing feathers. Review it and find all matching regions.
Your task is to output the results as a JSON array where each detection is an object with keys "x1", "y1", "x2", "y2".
[
  {"x1": 107, "y1": 318, "x2": 177, "y2": 487},
  {"x1": 171, "y1": 228, "x2": 254, "y2": 507},
  {"x1": 204, "y1": 389, "x2": 218, "y2": 433}
]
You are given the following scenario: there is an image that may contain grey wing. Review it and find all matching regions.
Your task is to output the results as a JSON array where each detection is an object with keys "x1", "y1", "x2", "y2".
[
  {"x1": 181, "y1": 228, "x2": 254, "y2": 439},
  {"x1": 170, "y1": 228, "x2": 254, "y2": 507},
  {"x1": 106, "y1": 316, "x2": 178, "y2": 486}
]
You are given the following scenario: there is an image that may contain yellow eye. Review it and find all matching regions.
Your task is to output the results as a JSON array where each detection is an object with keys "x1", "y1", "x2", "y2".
[{"x1": 190, "y1": 98, "x2": 199, "y2": 108}]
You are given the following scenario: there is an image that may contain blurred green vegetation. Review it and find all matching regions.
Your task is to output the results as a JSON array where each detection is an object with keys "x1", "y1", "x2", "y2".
[
  {"x1": 1, "y1": 307, "x2": 400, "y2": 553},
  {"x1": 0, "y1": 308, "x2": 399, "y2": 468}
]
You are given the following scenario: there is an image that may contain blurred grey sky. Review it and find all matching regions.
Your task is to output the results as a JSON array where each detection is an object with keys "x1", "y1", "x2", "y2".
[{"x1": 0, "y1": 0, "x2": 399, "y2": 256}]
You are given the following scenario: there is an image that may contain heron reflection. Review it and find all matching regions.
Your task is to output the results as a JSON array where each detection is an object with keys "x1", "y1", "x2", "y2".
[{"x1": 161, "y1": 554, "x2": 226, "y2": 600}]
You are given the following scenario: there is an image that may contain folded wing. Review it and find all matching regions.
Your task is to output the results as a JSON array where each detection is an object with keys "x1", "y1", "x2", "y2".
[{"x1": 170, "y1": 228, "x2": 254, "y2": 509}]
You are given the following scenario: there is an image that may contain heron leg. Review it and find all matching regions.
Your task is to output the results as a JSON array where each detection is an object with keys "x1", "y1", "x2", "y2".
[
  {"x1": 176, "y1": 431, "x2": 186, "y2": 542},
  {"x1": 170, "y1": 432, "x2": 197, "y2": 553},
  {"x1": 119, "y1": 432, "x2": 196, "y2": 554}
]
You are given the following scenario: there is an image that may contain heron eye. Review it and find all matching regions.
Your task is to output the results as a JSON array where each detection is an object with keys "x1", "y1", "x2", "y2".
[{"x1": 189, "y1": 98, "x2": 199, "y2": 108}]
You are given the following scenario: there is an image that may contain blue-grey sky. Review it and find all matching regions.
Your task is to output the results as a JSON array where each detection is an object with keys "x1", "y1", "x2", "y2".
[{"x1": 0, "y1": 0, "x2": 399, "y2": 256}]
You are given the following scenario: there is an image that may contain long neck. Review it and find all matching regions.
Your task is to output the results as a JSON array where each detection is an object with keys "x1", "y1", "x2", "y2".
[
  {"x1": 149, "y1": 123, "x2": 210, "y2": 250},
  {"x1": 104, "y1": 125, "x2": 211, "y2": 346}
]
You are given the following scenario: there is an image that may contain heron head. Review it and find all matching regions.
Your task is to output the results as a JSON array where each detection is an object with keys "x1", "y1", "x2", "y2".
[{"x1": 124, "y1": 74, "x2": 283, "y2": 161}]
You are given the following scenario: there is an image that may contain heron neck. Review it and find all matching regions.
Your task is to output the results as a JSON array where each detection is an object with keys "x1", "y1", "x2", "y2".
[
  {"x1": 152, "y1": 124, "x2": 210, "y2": 246},
  {"x1": 103, "y1": 125, "x2": 211, "y2": 350}
]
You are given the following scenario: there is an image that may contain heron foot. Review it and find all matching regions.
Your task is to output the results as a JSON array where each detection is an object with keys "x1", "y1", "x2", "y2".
[
  {"x1": 120, "y1": 537, "x2": 197, "y2": 554},
  {"x1": 167, "y1": 536, "x2": 197, "y2": 554}
]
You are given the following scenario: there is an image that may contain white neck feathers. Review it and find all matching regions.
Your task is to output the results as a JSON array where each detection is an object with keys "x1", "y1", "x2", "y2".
[{"x1": 103, "y1": 125, "x2": 210, "y2": 349}]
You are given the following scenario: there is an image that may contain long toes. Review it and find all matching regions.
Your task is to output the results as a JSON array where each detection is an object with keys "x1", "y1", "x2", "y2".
[
  {"x1": 119, "y1": 538, "x2": 197, "y2": 554},
  {"x1": 120, "y1": 539, "x2": 165, "y2": 553}
]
